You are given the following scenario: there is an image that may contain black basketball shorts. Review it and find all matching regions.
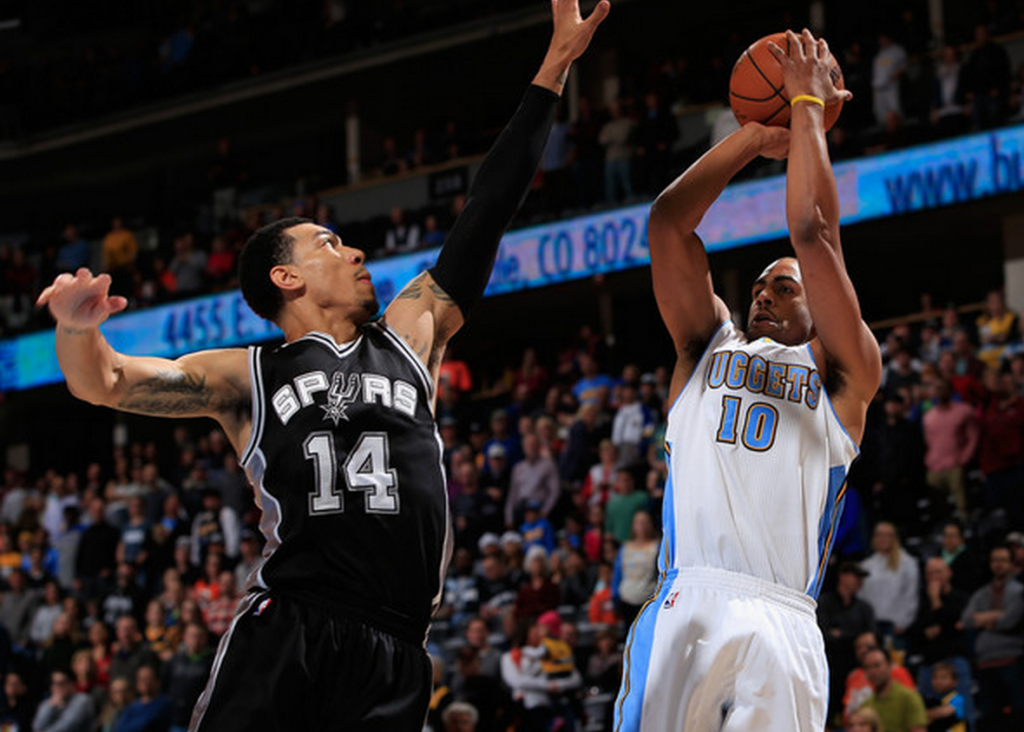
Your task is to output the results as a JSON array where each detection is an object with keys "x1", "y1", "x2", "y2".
[{"x1": 189, "y1": 590, "x2": 432, "y2": 732}]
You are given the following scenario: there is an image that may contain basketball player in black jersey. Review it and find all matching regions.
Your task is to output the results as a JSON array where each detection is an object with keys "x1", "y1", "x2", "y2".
[{"x1": 37, "y1": 2, "x2": 609, "y2": 729}]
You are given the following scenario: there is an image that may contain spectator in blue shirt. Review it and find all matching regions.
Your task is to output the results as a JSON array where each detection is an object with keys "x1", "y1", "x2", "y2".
[{"x1": 116, "y1": 665, "x2": 173, "y2": 732}]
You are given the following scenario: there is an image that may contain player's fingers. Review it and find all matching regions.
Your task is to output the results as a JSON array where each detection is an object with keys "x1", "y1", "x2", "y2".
[
  {"x1": 839, "y1": 89, "x2": 854, "y2": 102},
  {"x1": 75, "y1": 267, "x2": 93, "y2": 280},
  {"x1": 106, "y1": 296, "x2": 129, "y2": 315},
  {"x1": 802, "y1": 28, "x2": 817, "y2": 58},
  {"x1": 767, "y1": 42, "x2": 786, "y2": 62},
  {"x1": 92, "y1": 272, "x2": 113, "y2": 292},
  {"x1": 36, "y1": 273, "x2": 74, "y2": 307},
  {"x1": 818, "y1": 37, "x2": 830, "y2": 62},
  {"x1": 584, "y1": 0, "x2": 610, "y2": 29},
  {"x1": 785, "y1": 30, "x2": 804, "y2": 60}
]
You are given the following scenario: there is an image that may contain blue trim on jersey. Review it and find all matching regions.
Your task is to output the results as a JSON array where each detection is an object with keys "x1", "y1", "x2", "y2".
[
  {"x1": 614, "y1": 569, "x2": 677, "y2": 732},
  {"x1": 804, "y1": 343, "x2": 860, "y2": 455},
  {"x1": 666, "y1": 319, "x2": 731, "y2": 418},
  {"x1": 808, "y1": 465, "x2": 848, "y2": 598},
  {"x1": 658, "y1": 467, "x2": 675, "y2": 574}
]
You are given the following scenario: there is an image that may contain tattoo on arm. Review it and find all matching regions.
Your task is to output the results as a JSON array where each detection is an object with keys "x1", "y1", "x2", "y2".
[
  {"x1": 394, "y1": 273, "x2": 427, "y2": 302},
  {"x1": 393, "y1": 274, "x2": 457, "y2": 310},
  {"x1": 117, "y1": 369, "x2": 213, "y2": 416},
  {"x1": 427, "y1": 281, "x2": 457, "y2": 308},
  {"x1": 400, "y1": 333, "x2": 430, "y2": 360}
]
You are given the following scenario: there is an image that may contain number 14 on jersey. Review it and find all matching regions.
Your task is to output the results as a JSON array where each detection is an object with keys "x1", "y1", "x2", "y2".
[{"x1": 303, "y1": 432, "x2": 401, "y2": 515}]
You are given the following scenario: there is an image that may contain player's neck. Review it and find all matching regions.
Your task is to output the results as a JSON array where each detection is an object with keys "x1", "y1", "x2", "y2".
[{"x1": 279, "y1": 306, "x2": 362, "y2": 345}]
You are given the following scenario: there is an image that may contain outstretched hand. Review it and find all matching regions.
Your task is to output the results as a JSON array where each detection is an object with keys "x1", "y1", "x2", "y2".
[
  {"x1": 767, "y1": 29, "x2": 852, "y2": 107},
  {"x1": 534, "y1": 0, "x2": 610, "y2": 93},
  {"x1": 36, "y1": 269, "x2": 128, "y2": 330},
  {"x1": 548, "y1": 0, "x2": 611, "y2": 64}
]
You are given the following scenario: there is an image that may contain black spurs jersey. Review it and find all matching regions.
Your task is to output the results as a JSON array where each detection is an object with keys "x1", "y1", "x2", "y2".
[{"x1": 239, "y1": 320, "x2": 450, "y2": 643}]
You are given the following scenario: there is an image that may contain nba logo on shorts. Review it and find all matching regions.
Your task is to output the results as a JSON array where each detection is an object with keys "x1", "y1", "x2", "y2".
[
  {"x1": 663, "y1": 591, "x2": 679, "y2": 610},
  {"x1": 254, "y1": 597, "x2": 273, "y2": 616}
]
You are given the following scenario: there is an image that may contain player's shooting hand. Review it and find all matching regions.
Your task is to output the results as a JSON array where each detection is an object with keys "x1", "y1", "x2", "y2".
[
  {"x1": 766, "y1": 29, "x2": 852, "y2": 108},
  {"x1": 36, "y1": 268, "x2": 128, "y2": 330},
  {"x1": 546, "y1": 0, "x2": 611, "y2": 65}
]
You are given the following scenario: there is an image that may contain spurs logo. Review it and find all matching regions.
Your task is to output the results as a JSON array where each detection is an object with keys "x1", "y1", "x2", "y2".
[{"x1": 321, "y1": 371, "x2": 361, "y2": 425}]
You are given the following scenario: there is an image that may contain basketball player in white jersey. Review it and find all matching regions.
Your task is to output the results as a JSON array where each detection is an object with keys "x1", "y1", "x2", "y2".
[{"x1": 613, "y1": 30, "x2": 881, "y2": 732}]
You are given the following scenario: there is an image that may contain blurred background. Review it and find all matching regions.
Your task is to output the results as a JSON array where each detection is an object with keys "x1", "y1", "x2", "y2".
[{"x1": 1, "y1": 1, "x2": 1024, "y2": 730}]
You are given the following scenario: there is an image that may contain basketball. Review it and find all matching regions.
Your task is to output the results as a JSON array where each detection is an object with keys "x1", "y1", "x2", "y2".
[{"x1": 729, "y1": 31, "x2": 845, "y2": 130}]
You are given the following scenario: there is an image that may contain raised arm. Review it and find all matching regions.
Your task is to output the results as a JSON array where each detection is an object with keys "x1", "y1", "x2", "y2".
[
  {"x1": 384, "y1": 0, "x2": 609, "y2": 380},
  {"x1": 769, "y1": 30, "x2": 881, "y2": 431},
  {"x1": 37, "y1": 270, "x2": 250, "y2": 446},
  {"x1": 648, "y1": 123, "x2": 789, "y2": 400}
]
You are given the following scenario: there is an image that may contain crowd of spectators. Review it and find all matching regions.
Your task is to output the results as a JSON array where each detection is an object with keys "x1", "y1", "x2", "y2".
[
  {"x1": 1, "y1": 287, "x2": 1024, "y2": 730},
  {"x1": 0, "y1": 0, "x2": 539, "y2": 138},
  {"x1": 7, "y1": 4, "x2": 1024, "y2": 339}
]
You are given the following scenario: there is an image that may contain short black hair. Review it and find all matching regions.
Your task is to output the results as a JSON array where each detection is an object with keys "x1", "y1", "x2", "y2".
[{"x1": 239, "y1": 217, "x2": 312, "y2": 322}]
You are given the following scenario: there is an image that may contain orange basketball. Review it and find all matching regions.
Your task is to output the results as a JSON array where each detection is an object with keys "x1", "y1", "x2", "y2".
[{"x1": 729, "y1": 32, "x2": 844, "y2": 130}]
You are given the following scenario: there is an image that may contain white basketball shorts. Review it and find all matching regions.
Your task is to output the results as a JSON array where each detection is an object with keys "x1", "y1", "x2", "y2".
[{"x1": 613, "y1": 566, "x2": 828, "y2": 732}]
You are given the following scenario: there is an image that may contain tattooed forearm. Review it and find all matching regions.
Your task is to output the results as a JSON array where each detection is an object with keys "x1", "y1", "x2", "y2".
[{"x1": 117, "y1": 370, "x2": 213, "y2": 416}]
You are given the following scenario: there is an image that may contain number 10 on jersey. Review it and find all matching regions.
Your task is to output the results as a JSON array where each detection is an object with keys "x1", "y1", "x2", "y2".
[
  {"x1": 303, "y1": 431, "x2": 401, "y2": 515},
  {"x1": 715, "y1": 395, "x2": 779, "y2": 451}
]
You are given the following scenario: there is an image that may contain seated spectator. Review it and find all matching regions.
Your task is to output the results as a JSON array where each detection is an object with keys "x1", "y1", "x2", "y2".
[
  {"x1": 441, "y1": 549, "x2": 480, "y2": 629},
  {"x1": 71, "y1": 648, "x2": 106, "y2": 715},
  {"x1": 500, "y1": 621, "x2": 579, "y2": 732},
  {"x1": 520, "y1": 503, "x2": 555, "y2": 555},
  {"x1": 585, "y1": 625, "x2": 622, "y2": 692},
  {"x1": 382, "y1": 206, "x2": 420, "y2": 254},
  {"x1": 976, "y1": 290, "x2": 1019, "y2": 368},
  {"x1": 116, "y1": 665, "x2": 173, "y2": 732},
  {"x1": 32, "y1": 669, "x2": 94, "y2": 732},
  {"x1": 938, "y1": 520, "x2": 987, "y2": 594},
  {"x1": 476, "y1": 554, "x2": 517, "y2": 624},
  {"x1": 960, "y1": 545, "x2": 1024, "y2": 731},
  {"x1": 572, "y1": 354, "x2": 614, "y2": 408},
  {"x1": 40, "y1": 612, "x2": 86, "y2": 678},
  {"x1": 558, "y1": 548, "x2": 593, "y2": 609},
  {"x1": 109, "y1": 616, "x2": 158, "y2": 685},
  {"x1": 911, "y1": 557, "x2": 973, "y2": 728},
  {"x1": 0, "y1": 568, "x2": 39, "y2": 646},
  {"x1": 442, "y1": 700, "x2": 481, "y2": 732},
  {"x1": 162, "y1": 622, "x2": 214, "y2": 732},
  {"x1": 0, "y1": 670, "x2": 35, "y2": 731},
  {"x1": 29, "y1": 579, "x2": 63, "y2": 648},
  {"x1": 921, "y1": 662, "x2": 966, "y2": 732},
  {"x1": 88, "y1": 621, "x2": 114, "y2": 687},
  {"x1": 848, "y1": 706, "x2": 884, "y2": 732},
  {"x1": 514, "y1": 546, "x2": 560, "y2": 621},
  {"x1": 845, "y1": 631, "x2": 917, "y2": 722},
  {"x1": 613, "y1": 511, "x2": 658, "y2": 626},
  {"x1": 872, "y1": 32, "x2": 907, "y2": 128},
  {"x1": 588, "y1": 562, "x2": 618, "y2": 626},
  {"x1": 860, "y1": 648, "x2": 928, "y2": 732},
  {"x1": 143, "y1": 599, "x2": 180, "y2": 663},
  {"x1": 818, "y1": 562, "x2": 876, "y2": 723},
  {"x1": 97, "y1": 675, "x2": 133, "y2": 732}
]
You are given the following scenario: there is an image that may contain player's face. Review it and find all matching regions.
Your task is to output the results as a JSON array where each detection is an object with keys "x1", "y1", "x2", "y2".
[
  {"x1": 283, "y1": 224, "x2": 378, "y2": 322},
  {"x1": 746, "y1": 259, "x2": 813, "y2": 345}
]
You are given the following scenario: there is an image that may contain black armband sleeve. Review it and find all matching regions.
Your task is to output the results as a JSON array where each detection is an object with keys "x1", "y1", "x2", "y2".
[{"x1": 428, "y1": 83, "x2": 559, "y2": 317}]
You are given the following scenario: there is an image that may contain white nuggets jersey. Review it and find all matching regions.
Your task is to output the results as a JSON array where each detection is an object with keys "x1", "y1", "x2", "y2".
[{"x1": 663, "y1": 320, "x2": 858, "y2": 598}]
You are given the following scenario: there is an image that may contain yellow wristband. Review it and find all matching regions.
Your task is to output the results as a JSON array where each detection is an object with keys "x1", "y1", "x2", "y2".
[{"x1": 790, "y1": 94, "x2": 825, "y2": 109}]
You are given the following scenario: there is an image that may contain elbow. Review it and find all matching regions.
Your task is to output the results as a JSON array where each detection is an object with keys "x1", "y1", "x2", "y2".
[{"x1": 649, "y1": 194, "x2": 696, "y2": 237}]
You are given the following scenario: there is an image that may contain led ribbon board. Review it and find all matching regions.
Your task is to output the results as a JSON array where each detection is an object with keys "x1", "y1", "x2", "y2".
[{"x1": 4, "y1": 123, "x2": 1023, "y2": 392}]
